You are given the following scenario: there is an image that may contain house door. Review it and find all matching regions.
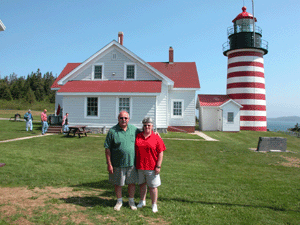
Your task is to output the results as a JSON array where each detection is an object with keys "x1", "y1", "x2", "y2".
[{"x1": 217, "y1": 109, "x2": 222, "y2": 131}]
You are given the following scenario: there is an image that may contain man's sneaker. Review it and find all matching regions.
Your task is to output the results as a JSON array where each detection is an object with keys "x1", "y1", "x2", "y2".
[
  {"x1": 152, "y1": 204, "x2": 158, "y2": 213},
  {"x1": 114, "y1": 201, "x2": 123, "y2": 211},
  {"x1": 129, "y1": 201, "x2": 137, "y2": 210},
  {"x1": 137, "y1": 201, "x2": 146, "y2": 208}
]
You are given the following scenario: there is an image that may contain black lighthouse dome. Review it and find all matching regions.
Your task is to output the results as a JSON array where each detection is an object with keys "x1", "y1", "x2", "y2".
[{"x1": 223, "y1": 6, "x2": 268, "y2": 56}]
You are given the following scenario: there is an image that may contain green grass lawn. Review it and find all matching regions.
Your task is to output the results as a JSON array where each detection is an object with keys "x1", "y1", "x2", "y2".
[
  {"x1": 0, "y1": 120, "x2": 43, "y2": 141},
  {"x1": 0, "y1": 120, "x2": 299, "y2": 224}
]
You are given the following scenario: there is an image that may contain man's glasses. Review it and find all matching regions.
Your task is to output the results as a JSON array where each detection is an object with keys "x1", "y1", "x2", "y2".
[
  {"x1": 143, "y1": 125, "x2": 152, "y2": 127},
  {"x1": 119, "y1": 117, "x2": 128, "y2": 120}
]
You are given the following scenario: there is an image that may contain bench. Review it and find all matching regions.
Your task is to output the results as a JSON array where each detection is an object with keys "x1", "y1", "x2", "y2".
[
  {"x1": 67, "y1": 125, "x2": 88, "y2": 138},
  {"x1": 10, "y1": 114, "x2": 22, "y2": 122}
]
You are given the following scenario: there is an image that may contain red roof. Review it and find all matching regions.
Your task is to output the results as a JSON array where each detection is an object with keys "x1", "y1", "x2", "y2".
[
  {"x1": 148, "y1": 62, "x2": 200, "y2": 88},
  {"x1": 198, "y1": 95, "x2": 231, "y2": 107},
  {"x1": 52, "y1": 62, "x2": 200, "y2": 90},
  {"x1": 232, "y1": 6, "x2": 257, "y2": 23},
  {"x1": 51, "y1": 63, "x2": 81, "y2": 89},
  {"x1": 57, "y1": 80, "x2": 162, "y2": 93}
]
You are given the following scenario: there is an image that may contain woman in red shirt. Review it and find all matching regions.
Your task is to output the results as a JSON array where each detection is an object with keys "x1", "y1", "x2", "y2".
[{"x1": 135, "y1": 117, "x2": 166, "y2": 213}]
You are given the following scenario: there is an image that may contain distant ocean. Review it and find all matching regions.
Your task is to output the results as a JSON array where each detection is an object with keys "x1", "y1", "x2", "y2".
[{"x1": 267, "y1": 120, "x2": 299, "y2": 132}]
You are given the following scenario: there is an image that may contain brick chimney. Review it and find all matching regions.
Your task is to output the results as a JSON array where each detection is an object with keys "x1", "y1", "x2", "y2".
[
  {"x1": 169, "y1": 46, "x2": 174, "y2": 63},
  {"x1": 118, "y1": 31, "x2": 124, "y2": 45}
]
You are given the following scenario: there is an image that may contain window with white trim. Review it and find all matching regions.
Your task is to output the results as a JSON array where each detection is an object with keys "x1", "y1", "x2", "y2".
[
  {"x1": 87, "y1": 97, "x2": 98, "y2": 116},
  {"x1": 93, "y1": 64, "x2": 103, "y2": 80},
  {"x1": 119, "y1": 98, "x2": 130, "y2": 114},
  {"x1": 125, "y1": 64, "x2": 135, "y2": 79},
  {"x1": 228, "y1": 112, "x2": 234, "y2": 122},
  {"x1": 172, "y1": 100, "x2": 184, "y2": 118}
]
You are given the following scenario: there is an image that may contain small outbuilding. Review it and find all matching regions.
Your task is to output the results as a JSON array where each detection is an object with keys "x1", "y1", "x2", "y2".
[{"x1": 196, "y1": 95, "x2": 243, "y2": 132}]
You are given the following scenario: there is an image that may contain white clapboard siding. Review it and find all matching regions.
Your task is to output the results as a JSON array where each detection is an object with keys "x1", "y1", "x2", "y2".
[
  {"x1": 156, "y1": 83, "x2": 168, "y2": 128},
  {"x1": 73, "y1": 48, "x2": 159, "y2": 81},
  {"x1": 63, "y1": 95, "x2": 156, "y2": 128},
  {"x1": 131, "y1": 96, "x2": 156, "y2": 129},
  {"x1": 168, "y1": 90, "x2": 196, "y2": 126}
]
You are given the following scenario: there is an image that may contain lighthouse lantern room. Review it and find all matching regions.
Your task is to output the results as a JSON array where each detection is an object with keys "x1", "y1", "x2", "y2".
[{"x1": 223, "y1": 6, "x2": 269, "y2": 131}]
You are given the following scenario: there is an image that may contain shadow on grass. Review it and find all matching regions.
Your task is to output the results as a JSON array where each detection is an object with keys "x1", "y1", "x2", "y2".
[
  {"x1": 59, "y1": 135, "x2": 77, "y2": 138},
  {"x1": 8, "y1": 120, "x2": 23, "y2": 123},
  {"x1": 60, "y1": 180, "x2": 115, "y2": 208},
  {"x1": 60, "y1": 196, "x2": 116, "y2": 208},
  {"x1": 13, "y1": 121, "x2": 43, "y2": 125},
  {"x1": 15, "y1": 130, "x2": 41, "y2": 133},
  {"x1": 159, "y1": 197, "x2": 300, "y2": 212},
  {"x1": 59, "y1": 134, "x2": 89, "y2": 138},
  {"x1": 59, "y1": 182, "x2": 299, "y2": 212},
  {"x1": 59, "y1": 191, "x2": 298, "y2": 212},
  {"x1": 75, "y1": 180, "x2": 142, "y2": 198},
  {"x1": 71, "y1": 180, "x2": 113, "y2": 191},
  {"x1": 60, "y1": 180, "x2": 141, "y2": 208}
]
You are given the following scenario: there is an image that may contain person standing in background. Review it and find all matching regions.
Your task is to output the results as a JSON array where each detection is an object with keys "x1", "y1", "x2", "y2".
[
  {"x1": 24, "y1": 109, "x2": 33, "y2": 131},
  {"x1": 41, "y1": 109, "x2": 48, "y2": 135},
  {"x1": 62, "y1": 113, "x2": 69, "y2": 133}
]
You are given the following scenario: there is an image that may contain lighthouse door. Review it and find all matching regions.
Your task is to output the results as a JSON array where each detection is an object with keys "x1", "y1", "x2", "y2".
[{"x1": 217, "y1": 109, "x2": 222, "y2": 131}]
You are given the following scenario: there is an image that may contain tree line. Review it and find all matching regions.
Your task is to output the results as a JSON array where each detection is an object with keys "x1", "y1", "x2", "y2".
[{"x1": 0, "y1": 69, "x2": 56, "y2": 104}]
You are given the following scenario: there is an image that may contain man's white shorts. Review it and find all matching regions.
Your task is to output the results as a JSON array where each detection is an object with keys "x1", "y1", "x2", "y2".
[{"x1": 138, "y1": 170, "x2": 161, "y2": 188}]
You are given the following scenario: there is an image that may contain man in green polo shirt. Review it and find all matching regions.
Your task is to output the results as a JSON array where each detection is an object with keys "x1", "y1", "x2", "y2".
[{"x1": 104, "y1": 111, "x2": 139, "y2": 211}]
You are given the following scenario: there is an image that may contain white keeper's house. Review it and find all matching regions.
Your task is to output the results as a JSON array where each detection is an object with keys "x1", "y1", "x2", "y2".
[{"x1": 51, "y1": 32, "x2": 200, "y2": 133}]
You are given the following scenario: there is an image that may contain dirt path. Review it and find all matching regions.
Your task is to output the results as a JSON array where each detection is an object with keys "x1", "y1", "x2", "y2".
[
  {"x1": 0, "y1": 134, "x2": 54, "y2": 143},
  {"x1": 192, "y1": 131, "x2": 218, "y2": 141}
]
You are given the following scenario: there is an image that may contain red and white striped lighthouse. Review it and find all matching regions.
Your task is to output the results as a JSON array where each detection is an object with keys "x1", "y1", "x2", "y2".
[{"x1": 223, "y1": 6, "x2": 268, "y2": 131}]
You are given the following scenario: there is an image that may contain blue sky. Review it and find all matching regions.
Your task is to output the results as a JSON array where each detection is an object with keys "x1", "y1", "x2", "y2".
[{"x1": 0, "y1": 0, "x2": 299, "y2": 118}]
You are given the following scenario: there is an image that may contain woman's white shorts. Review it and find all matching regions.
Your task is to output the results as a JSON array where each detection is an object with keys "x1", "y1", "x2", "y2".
[{"x1": 138, "y1": 169, "x2": 161, "y2": 188}]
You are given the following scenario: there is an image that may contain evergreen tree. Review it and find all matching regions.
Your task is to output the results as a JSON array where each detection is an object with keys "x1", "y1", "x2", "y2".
[
  {"x1": 18, "y1": 76, "x2": 27, "y2": 98},
  {"x1": 1, "y1": 68, "x2": 56, "y2": 103},
  {"x1": 48, "y1": 90, "x2": 56, "y2": 103},
  {"x1": 10, "y1": 77, "x2": 25, "y2": 100},
  {"x1": 35, "y1": 82, "x2": 45, "y2": 101},
  {"x1": 24, "y1": 86, "x2": 36, "y2": 104},
  {"x1": 28, "y1": 69, "x2": 45, "y2": 101},
  {"x1": 8, "y1": 72, "x2": 18, "y2": 85},
  {"x1": 43, "y1": 71, "x2": 56, "y2": 103},
  {"x1": 23, "y1": 78, "x2": 31, "y2": 98},
  {"x1": 43, "y1": 71, "x2": 55, "y2": 96},
  {"x1": 0, "y1": 81, "x2": 13, "y2": 100}
]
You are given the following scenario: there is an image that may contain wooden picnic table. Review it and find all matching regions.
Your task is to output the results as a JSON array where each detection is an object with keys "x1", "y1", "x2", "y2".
[{"x1": 67, "y1": 125, "x2": 88, "y2": 138}]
